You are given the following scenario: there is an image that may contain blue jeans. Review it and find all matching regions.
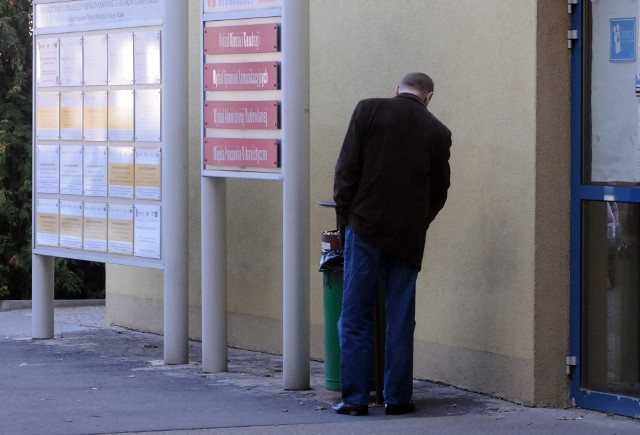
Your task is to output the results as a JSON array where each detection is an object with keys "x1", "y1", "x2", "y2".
[{"x1": 338, "y1": 226, "x2": 418, "y2": 405}]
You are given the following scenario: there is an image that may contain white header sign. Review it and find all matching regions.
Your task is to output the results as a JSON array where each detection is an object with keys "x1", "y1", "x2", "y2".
[
  {"x1": 203, "y1": 0, "x2": 281, "y2": 13},
  {"x1": 35, "y1": 0, "x2": 164, "y2": 30}
]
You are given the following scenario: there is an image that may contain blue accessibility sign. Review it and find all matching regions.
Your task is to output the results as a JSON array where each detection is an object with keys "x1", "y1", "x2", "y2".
[{"x1": 610, "y1": 17, "x2": 636, "y2": 62}]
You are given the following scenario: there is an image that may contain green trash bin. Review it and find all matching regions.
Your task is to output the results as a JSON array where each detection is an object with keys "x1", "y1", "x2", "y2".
[
  {"x1": 320, "y1": 230, "x2": 384, "y2": 393},
  {"x1": 323, "y1": 271, "x2": 343, "y2": 391},
  {"x1": 320, "y1": 231, "x2": 344, "y2": 391}
]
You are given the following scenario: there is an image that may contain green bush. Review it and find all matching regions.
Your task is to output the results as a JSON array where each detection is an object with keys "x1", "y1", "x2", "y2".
[{"x1": 0, "y1": 0, "x2": 104, "y2": 300}]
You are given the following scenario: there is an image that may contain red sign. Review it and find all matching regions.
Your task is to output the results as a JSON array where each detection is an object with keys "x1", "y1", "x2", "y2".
[
  {"x1": 204, "y1": 24, "x2": 279, "y2": 54},
  {"x1": 204, "y1": 62, "x2": 279, "y2": 91},
  {"x1": 204, "y1": 138, "x2": 279, "y2": 168},
  {"x1": 204, "y1": 101, "x2": 279, "y2": 130}
]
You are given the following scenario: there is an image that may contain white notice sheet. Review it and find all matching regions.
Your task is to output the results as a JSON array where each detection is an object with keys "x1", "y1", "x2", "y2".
[
  {"x1": 59, "y1": 36, "x2": 83, "y2": 86},
  {"x1": 59, "y1": 200, "x2": 83, "y2": 249},
  {"x1": 108, "y1": 147, "x2": 134, "y2": 198},
  {"x1": 135, "y1": 89, "x2": 161, "y2": 142},
  {"x1": 134, "y1": 204, "x2": 161, "y2": 259},
  {"x1": 83, "y1": 146, "x2": 108, "y2": 197},
  {"x1": 83, "y1": 91, "x2": 108, "y2": 142},
  {"x1": 108, "y1": 90, "x2": 134, "y2": 141},
  {"x1": 60, "y1": 145, "x2": 83, "y2": 195},
  {"x1": 134, "y1": 30, "x2": 161, "y2": 84},
  {"x1": 83, "y1": 34, "x2": 108, "y2": 86},
  {"x1": 108, "y1": 32, "x2": 134, "y2": 85},
  {"x1": 60, "y1": 92, "x2": 83, "y2": 140},
  {"x1": 36, "y1": 38, "x2": 59, "y2": 87},
  {"x1": 36, "y1": 92, "x2": 60, "y2": 140},
  {"x1": 83, "y1": 202, "x2": 107, "y2": 252},
  {"x1": 134, "y1": 148, "x2": 161, "y2": 200},
  {"x1": 108, "y1": 203, "x2": 134, "y2": 255},
  {"x1": 36, "y1": 198, "x2": 59, "y2": 246},
  {"x1": 36, "y1": 144, "x2": 60, "y2": 194}
]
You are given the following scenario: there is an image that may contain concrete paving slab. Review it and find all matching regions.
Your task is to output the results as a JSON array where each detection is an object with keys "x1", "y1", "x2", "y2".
[{"x1": 1, "y1": 306, "x2": 640, "y2": 434}]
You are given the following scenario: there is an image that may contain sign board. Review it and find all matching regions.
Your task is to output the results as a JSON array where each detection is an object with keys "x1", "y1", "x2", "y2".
[
  {"x1": 204, "y1": 62, "x2": 279, "y2": 91},
  {"x1": 204, "y1": 23, "x2": 279, "y2": 54},
  {"x1": 204, "y1": 138, "x2": 279, "y2": 168},
  {"x1": 35, "y1": 0, "x2": 164, "y2": 30},
  {"x1": 203, "y1": 0, "x2": 281, "y2": 14},
  {"x1": 33, "y1": 0, "x2": 166, "y2": 268},
  {"x1": 204, "y1": 100, "x2": 279, "y2": 129},
  {"x1": 610, "y1": 17, "x2": 636, "y2": 62},
  {"x1": 202, "y1": 13, "x2": 282, "y2": 176}
]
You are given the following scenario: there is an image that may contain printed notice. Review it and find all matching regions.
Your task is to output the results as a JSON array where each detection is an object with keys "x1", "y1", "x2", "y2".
[
  {"x1": 108, "y1": 203, "x2": 134, "y2": 255},
  {"x1": 36, "y1": 92, "x2": 60, "y2": 140},
  {"x1": 83, "y1": 34, "x2": 108, "y2": 86},
  {"x1": 60, "y1": 145, "x2": 83, "y2": 195},
  {"x1": 83, "y1": 146, "x2": 108, "y2": 197},
  {"x1": 36, "y1": 38, "x2": 59, "y2": 87},
  {"x1": 59, "y1": 36, "x2": 83, "y2": 86},
  {"x1": 36, "y1": 198, "x2": 59, "y2": 247},
  {"x1": 135, "y1": 89, "x2": 161, "y2": 142},
  {"x1": 59, "y1": 200, "x2": 83, "y2": 249},
  {"x1": 60, "y1": 91, "x2": 83, "y2": 140},
  {"x1": 134, "y1": 204, "x2": 160, "y2": 259},
  {"x1": 83, "y1": 202, "x2": 107, "y2": 252},
  {"x1": 108, "y1": 147, "x2": 134, "y2": 198},
  {"x1": 84, "y1": 91, "x2": 108, "y2": 141},
  {"x1": 108, "y1": 90, "x2": 134, "y2": 141},
  {"x1": 108, "y1": 32, "x2": 134, "y2": 85},
  {"x1": 36, "y1": 145, "x2": 60, "y2": 194},
  {"x1": 134, "y1": 30, "x2": 161, "y2": 84},
  {"x1": 135, "y1": 148, "x2": 161, "y2": 200}
]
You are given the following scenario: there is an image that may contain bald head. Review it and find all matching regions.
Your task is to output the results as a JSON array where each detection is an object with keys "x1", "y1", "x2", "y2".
[{"x1": 397, "y1": 72, "x2": 434, "y2": 105}]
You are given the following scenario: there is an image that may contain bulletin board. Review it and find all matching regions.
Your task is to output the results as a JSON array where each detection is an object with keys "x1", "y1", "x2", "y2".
[
  {"x1": 201, "y1": 0, "x2": 283, "y2": 179},
  {"x1": 33, "y1": 0, "x2": 164, "y2": 267}
]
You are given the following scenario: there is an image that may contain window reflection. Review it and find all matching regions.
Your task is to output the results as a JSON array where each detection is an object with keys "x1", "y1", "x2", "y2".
[{"x1": 583, "y1": 201, "x2": 640, "y2": 397}]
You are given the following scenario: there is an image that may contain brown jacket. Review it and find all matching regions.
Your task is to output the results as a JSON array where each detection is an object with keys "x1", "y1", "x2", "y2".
[{"x1": 333, "y1": 93, "x2": 451, "y2": 270}]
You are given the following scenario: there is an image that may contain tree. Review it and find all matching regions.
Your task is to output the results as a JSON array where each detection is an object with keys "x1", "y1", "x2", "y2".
[
  {"x1": 0, "y1": 0, "x2": 104, "y2": 299},
  {"x1": 0, "y1": 0, "x2": 34, "y2": 299}
]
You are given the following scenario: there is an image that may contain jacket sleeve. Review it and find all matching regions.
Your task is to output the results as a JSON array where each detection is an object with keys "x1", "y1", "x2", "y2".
[
  {"x1": 428, "y1": 127, "x2": 451, "y2": 224},
  {"x1": 333, "y1": 102, "x2": 364, "y2": 227}
]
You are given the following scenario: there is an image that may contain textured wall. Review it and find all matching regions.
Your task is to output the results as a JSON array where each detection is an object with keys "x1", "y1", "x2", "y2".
[{"x1": 107, "y1": 0, "x2": 571, "y2": 405}]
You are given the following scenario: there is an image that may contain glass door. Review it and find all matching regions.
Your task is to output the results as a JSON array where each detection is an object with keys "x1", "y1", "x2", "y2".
[{"x1": 571, "y1": 0, "x2": 640, "y2": 417}]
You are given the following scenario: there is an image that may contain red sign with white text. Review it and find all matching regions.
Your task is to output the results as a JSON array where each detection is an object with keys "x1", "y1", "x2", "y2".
[
  {"x1": 204, "y1": 101, "x2": 279, "y2": 130},
  {"x1": 204, "y1": 138, "x2": 279, "y2": 168},
  {"x1": 204, "y1": 24, "x2": 279, "y2": 54},
  {"x1": 204, "y1": 62, "x2": 279, "y2": 91}
]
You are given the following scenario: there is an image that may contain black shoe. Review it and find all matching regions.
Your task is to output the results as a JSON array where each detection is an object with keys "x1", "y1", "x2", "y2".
[
  {"x1": 385, "y1": 402, "x2": 415, "y2": 415},
  {"x1": 332, "y1": 401, "x2": 368, "y2": 416}
]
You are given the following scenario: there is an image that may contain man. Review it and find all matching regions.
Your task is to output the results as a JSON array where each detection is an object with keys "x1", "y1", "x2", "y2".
[{"x1": 332, "y1": 72, "x2": 451, "y2": 416}]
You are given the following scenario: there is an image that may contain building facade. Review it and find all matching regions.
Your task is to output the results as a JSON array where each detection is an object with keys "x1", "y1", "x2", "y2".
[{"x1": 104, "y1": 0, "x2": 640, "y2": 416}]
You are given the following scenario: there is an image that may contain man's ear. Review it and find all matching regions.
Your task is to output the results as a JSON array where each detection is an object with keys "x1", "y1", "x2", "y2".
[
  {"x1": 395, "y1": 85, "x2": 400, "y2": 96},
  {"x1": 424, "y1": 91, "x2": 434, "y2": 106}
]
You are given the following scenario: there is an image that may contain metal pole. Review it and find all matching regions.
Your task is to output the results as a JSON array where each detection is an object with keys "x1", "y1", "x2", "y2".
[
  {"x1": 282, "y1": 0, "x2": 310, "y2": 390},
  {"x1": 162, "y1": 0, "x2": 189, "y2": 364},
  {"x1": 32, "y1": 254, "x2": 54, "y2": 339},
  {"x1": 201, "y1": 177, "x2": 228, "y2": 372}
]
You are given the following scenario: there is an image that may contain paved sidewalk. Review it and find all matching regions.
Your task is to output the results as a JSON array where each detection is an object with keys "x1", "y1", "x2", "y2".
[{"x1": 1, "y1": 305, "x2": 640, "y2": 434}]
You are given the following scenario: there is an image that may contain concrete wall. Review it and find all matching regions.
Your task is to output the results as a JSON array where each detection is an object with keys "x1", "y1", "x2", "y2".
[{"x1": 107, "y1": 0, "x2": 571, "y2": 406}]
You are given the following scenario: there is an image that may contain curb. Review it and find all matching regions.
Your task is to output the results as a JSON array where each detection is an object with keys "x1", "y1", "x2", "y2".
[{"x1": 0, "y1": 299, "x2": 105, "y2": 312}]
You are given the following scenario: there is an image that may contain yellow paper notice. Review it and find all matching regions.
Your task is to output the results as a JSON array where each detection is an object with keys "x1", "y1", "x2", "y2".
[
  {"x1": 60, "y1": 106, "x2": 82, "y2": 129},
  {"x1": 37, "y1": 213, "x2": 59, "y2": 235},
  {"x1": 109, "y1": 218, "x2": 134, "y2": 243},
  {"x1": 37, "y1": 106, "x2": 60, "y2": 129}
]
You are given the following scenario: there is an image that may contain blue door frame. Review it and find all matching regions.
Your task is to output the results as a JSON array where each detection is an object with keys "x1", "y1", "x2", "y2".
[{"x1": 570, "y1": 1, "x2": 640, "y2": 418}]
